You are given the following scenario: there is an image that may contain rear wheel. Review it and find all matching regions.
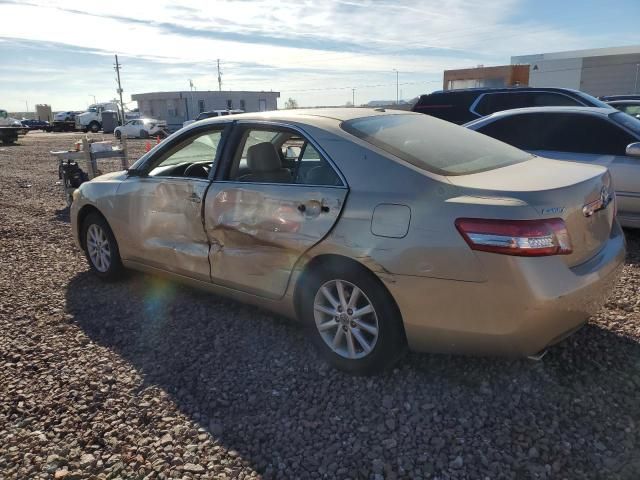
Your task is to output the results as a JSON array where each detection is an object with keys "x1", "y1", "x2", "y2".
[
  {"x1": 81, "y1": 213, "x2": 124, "y2": 280},
  {"x1": 301, "y1": 262, "x2": 406, "y2": 374}
]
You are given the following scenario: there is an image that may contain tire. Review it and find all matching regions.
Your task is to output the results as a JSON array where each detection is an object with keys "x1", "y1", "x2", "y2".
[
  {"x1": 115, "y1": 130, "x2": 121, "y2": 139},
  {"x1": 140, "y1": 129, "x2": 149, "y2": 139},
  {"x1": 89, "y1": 122, "x2": 100, "y2": 133},
  {"x1": 81, "y1": 213, "x2": 124, "y2": 281},
  {"x1": 301, "y1": 262, "x2": 406, "y2": 374}
]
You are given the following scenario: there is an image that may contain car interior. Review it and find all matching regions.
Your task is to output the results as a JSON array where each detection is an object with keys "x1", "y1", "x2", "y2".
[
  {"x1": 227, "y1": 129, "x2": 342, "y2": 186},
  {"x1": 146, "y1": 127, "x2": 343, "y2": 186}
]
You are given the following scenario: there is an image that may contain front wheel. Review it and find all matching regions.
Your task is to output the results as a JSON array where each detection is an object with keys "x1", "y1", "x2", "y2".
[
  {"x1": 81, "y1": 213, "x2": 124, "y2": 280},
  {"x1": 89, "y1": 122, "x2": 100, "y2": 133},
  {"x1": 140, "y1": 129, "x2": 149, "y2": 139},
  {"x1": 115, "y1": 130, "x2": 121, "y2": 139},
  {"x1": 302, "y1": 263, "x2": 406, "y2": 374}
]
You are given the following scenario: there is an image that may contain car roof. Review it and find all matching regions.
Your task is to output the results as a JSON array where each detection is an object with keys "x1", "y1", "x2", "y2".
[
  {"x1": 193, "y1": 107, "x2": 413, "y2": 127},
  {"x1": 424, "y1": 86, "x2": 585, "y2": 96},
  {"x1": 607, "y1": 99, "x2": 640, "y2": 105},
  {"x1": 475, "y1": 106, "x2": 617, "y2": 120}
]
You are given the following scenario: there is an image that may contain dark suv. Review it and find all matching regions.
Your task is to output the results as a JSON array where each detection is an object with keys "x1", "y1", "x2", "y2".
[{"x1": 412, "y1": 87, "x2": 609, "y2": 124}]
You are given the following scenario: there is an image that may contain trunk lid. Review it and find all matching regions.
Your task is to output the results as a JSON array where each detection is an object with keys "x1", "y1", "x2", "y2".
[{"x1": 447, "y1": 157, "x2": 615, "y2": 266}]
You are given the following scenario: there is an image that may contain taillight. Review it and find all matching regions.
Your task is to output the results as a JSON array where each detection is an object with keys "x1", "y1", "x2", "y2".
[{"x1": 455, "y1": 218, "x2": 572, "y2": 257}]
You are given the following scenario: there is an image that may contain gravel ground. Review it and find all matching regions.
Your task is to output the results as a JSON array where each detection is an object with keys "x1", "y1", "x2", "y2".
[{"x1": 1, "y1": 131, "x2": 640, "y2": 479}]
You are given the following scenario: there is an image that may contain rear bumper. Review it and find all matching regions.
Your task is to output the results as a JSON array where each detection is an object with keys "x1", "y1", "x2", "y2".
[{"x1": 388, "y1": 222, "x2": 626, "y2": 356}]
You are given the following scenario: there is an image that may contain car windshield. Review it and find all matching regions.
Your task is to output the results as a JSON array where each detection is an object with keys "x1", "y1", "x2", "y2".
[
  {"x1": 610, "y1": 111, "x2": 640, "y2": 137},
  {"x1": 342, "y1": 114, "x2": 532, "y2": 176}
]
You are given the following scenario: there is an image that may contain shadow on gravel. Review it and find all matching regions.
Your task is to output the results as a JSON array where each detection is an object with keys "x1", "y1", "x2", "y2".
[
  {"x1": 55, "y1": 206, "x2": 70, "y2": 223},
  {"x1": 65, "y1": 264, "x2": 640, "y2": 478}
]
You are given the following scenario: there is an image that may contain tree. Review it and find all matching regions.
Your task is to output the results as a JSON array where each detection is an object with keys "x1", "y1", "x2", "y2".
[{"x1": 284, "y1": 98, "x2": 298, "y2": 109}]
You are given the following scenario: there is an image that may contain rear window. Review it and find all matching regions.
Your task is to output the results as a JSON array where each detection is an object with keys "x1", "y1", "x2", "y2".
[{"x1": 342, "y1": 114, "x2": 532, "y2": 176}]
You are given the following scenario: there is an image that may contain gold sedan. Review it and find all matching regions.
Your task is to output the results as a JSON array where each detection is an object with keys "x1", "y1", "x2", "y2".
[{"x1": 71, "y1": 109, "x2": 625, "y2": 374}]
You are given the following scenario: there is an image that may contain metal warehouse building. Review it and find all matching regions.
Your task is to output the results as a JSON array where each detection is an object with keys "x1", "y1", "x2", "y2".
[
  {"x1": 131, "y1": 90, "x2": 280, "y2": 130},
  {"x1": 511, "y1": 45, "x2": 640, "y2": 97}
]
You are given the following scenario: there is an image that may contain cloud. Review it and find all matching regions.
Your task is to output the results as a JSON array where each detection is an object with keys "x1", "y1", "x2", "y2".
[{"x1": 0, "y1": 0, "x2": 636, "y2": 110}]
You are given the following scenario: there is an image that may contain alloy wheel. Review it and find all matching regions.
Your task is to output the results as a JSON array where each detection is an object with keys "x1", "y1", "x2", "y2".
[
  {"x1": 86, "y1": 224, "x2": 111, "y2": 272},
  {"x1": 313, "y1": 279, "x2": 379, "y2": 359}
]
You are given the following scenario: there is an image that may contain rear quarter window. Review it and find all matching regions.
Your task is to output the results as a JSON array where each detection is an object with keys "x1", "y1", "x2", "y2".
[{"x1": 342, "y1": 114, "x2": 531, "y2": 176}]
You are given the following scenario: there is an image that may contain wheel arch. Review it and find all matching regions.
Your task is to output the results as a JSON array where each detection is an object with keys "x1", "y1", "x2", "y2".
[{"x1": 293, "y1": 253, "x2": 406, "y2": 339}]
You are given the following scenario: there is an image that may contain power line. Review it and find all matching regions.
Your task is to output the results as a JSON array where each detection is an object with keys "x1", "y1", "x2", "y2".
[{"x1": 281, "y1": 79, "x2": 439, "y2": 94}]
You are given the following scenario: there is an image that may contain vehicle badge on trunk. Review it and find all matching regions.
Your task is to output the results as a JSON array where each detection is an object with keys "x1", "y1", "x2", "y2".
[{"x1": 583, "y1": 186, "x2": 612, "y2": 217}]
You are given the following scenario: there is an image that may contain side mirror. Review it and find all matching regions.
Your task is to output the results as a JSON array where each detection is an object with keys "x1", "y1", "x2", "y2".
[
  {"x1": 126, "y1": 168, "x2": 143, "y2": 177},
  {"x1": 625, "y1": 142, "x2": 640, "y2": 158}
]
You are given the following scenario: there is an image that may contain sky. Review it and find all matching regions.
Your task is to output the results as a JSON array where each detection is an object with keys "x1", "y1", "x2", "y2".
[{"x1": 0, "y1": 0, "x2": 638, "y2": 112}]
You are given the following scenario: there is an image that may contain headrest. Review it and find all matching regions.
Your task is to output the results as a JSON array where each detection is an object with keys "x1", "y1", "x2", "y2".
[{"x1": 247, "y1": 142, "x2": 282, "y2": 172}]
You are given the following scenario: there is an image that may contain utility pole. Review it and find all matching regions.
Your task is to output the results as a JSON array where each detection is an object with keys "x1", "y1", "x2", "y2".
[
  {"x1": 114, "y1": 55, "x2": 125, "y2": 124},
  {"x1": 217, "y1": 59, "x2": 222, "y2": 92},
  {"x1": 393, "y1": 69, "x2": 399, "y2": 105},
  {"x1": 352, "y1": 88, "x2": 355, "y2": 107},
  {"x1": 188, "y1": 79, "x2": 195, "y2": 119},
  {"x1": 25, "y1": 100, "x2": 29, "y2": 115}
]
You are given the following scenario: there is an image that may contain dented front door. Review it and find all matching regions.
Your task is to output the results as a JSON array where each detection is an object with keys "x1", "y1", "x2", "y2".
[
  {"x1": 204, "y1": 183, "x2": 347, "y2": 298},
  {"x1": 116, "y1": 176, "x2": 211, "y2": 281}
]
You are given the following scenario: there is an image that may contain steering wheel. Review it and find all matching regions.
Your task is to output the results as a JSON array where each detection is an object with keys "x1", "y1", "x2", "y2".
[{"x1": 184, "y1": 163, "x2": 210, "y2": 178}]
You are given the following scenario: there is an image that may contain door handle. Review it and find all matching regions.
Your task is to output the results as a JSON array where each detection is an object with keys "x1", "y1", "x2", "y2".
[
  {"x1": 188, "y1": 193, "x2": 201, "y2": 203},
  {"x1": 298, "y1": 201, "x2": 330, "y2": 215}
]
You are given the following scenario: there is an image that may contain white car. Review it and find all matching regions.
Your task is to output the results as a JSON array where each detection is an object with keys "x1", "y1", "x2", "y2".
[
  {"x1": 465, "y1": 106, "x2": 640, "y2": 228},
  {"x1": 54, "y1": 111, "x2": 77, "y2": 122},
  {"x1": 182, "y1": 109, "x2": 244, "y2": 128},
  {"x1": 114, "y1": 118, "x2": 166, "y2": 139}
]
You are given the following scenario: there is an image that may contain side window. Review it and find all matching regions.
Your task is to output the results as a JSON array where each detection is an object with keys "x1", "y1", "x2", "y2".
[
  {"x1": 295, "y1": 144, "x2": 342, "y2": 186},
  {"x1": 531, "y1": 93, "x2": 582, "y2": 107},
  {"x1": 475, "y1": 93, "x2": 533, "y2": 116},
  {"x1": 541, "y1": 114, "x2": 635, "y2": 156},
  {"x1": 476, "y1": 114, "x2": 544, "y2": 150},
  {"x1": 227, "y1": 128, "x2": 342, "y2": 186},
  {"x1": 147, "y1": 130, "x2": 222, "y2": 178},
  {"x1": 621, "y1": 105, "x2": 640, "y2": 117}
]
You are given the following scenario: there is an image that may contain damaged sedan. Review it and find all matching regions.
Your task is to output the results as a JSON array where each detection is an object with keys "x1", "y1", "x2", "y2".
[{"x1": 71, "y1": 109, "x2": 625, "y2": 374}]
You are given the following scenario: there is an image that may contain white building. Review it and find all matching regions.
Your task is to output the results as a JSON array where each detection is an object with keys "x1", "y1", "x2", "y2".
[
  {"x1": 132, "y1": 90, "x2": 280, "y2": 130},
  {"x1": 511, "y1": 45, "x2": 640, "y2": 97}
]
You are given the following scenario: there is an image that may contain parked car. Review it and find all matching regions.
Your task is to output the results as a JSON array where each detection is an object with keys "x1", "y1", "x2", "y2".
[
  {"x1": 600, "y1": 94, "x2": 640, "y2": 102},
  {"x1": 412, "y1": 87, "x2": 610, "y2": 124},
  {"x1": 71, "y1": 109, "x2": 625, "y2": 373},
  {"x1": 465, "y1": 106, "x2": 640, "y2": 228},
  {"x1": 183, "y1": 109, "x2": 244, "y2": 128},
  {"x1": 54, "y1": 111, "x2": 77, "y2": 122},
  {"x1": 21, "y1": 119, "x2": 50, "y2": 130},
  {"x1": 605, "y1": 100, "x2": 640, "y2": 119},
  {"x1": 114, "y1": 118, "x2": 167, "y2": 139}
]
